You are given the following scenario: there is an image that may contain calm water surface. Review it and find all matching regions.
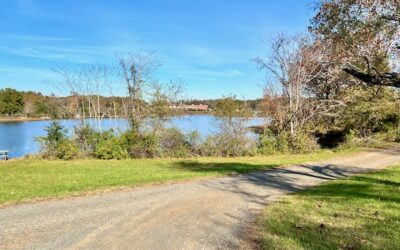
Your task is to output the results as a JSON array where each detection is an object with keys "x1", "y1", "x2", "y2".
[{"x1": 0, "y1": 115, "x2": 266, "y2": 158}]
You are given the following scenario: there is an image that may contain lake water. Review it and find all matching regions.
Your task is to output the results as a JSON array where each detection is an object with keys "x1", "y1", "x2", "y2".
[{"x1": 0, "y1": 115, "x2": 266, "y2": 158}]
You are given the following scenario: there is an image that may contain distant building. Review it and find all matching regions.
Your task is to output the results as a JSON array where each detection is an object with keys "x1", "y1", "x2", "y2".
[{"x1": 170, "y1": 104, "x2": 209, "y2": 111}]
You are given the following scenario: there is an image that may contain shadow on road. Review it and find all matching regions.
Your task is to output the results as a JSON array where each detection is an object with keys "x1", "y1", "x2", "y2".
[{"x1": 173, "y1": 160, "x2": 382, "y2": 206}]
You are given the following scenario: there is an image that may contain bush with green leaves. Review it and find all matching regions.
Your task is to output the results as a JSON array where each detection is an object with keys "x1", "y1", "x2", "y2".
[
  {"x1": 337, "y1": 87, "x2": 400, "y2": 137},
  {"x1": 94, "y1": 136, "x2": 128, "y2": 160},
  {"x1": 36, "y1": 121, "x2": 68, "y2": 158},
  {"x1": 73, "y1": 124, "x2": 100, "y2": 154},
  {"x1": 394, "y1": 127, "x2": 400, "y2": 143},
  {"x1": 44, "y1": 121, "x2": 67, "y2": 145},
  {"x1": 35, "y1": 121, "x2": 323, "y2": 160},
  {"x1": 258, "y1": 129, "x2": 281, "y2": 155},
  {"x1": 337, "y1": 130, "x2": 361, "y2": 150},
  {"x1": 336, "y1": 129, "x2": 390, "y2": 150},
  {"x1": 258, "y1": 129, "x2": 318, "y2": 155},
  {"x1": 288, "y1": 132, "x2": 319, "y2": 153},
  {"x1": 55, "y1": 140, "x2": 81, "y2": 160},
  {"x1": 376, "y1": 125, "x2": 400, "y2": 143},
  {"x1": 122, "y1": 130, "x2": 158, "y2": 158}
]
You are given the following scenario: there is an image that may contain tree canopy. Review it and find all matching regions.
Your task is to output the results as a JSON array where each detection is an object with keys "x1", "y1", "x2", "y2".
[
  {"x1": 310, "y1": 0, "x2": 400, "y2": 88},
  {"x1": 0, "y1": 88, "x2": 24, "y2": 116}
]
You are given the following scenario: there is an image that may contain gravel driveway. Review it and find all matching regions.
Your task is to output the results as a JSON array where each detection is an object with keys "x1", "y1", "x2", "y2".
[{"x1": 1, "y1": 148, "x2": 400, "y2": 250}]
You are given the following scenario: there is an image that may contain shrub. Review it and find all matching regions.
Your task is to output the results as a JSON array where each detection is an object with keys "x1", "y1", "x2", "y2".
[
  {"x1": 275, "y1": 133, "x2": 290, "y2": 153},
  {"x1": 199, "y1": 136, "x2": 221, "y2": 156},
  {"x1": 258, "y1": 130, "x2": 291, "y2": 155},
  {"x1": 394, "y1": 127, "x2": 400, "y2": 143},
  {"x1": 56, "y1": 140, "x2": 81, "y2": 160},
  {"x1": 209, "y1": 95, "x2": 256, "y2": 157},
  {"x1": 73, "y1": 124, "x2": 100, "y2": 155},
  {"x1": 258, "y1": 129, "x2": 280, "y2": 155},
  {"x1": 158, "y1": 128, "x2": 192, "y2": 158},
  {"x1": 339, "y1": 87, "x2": 400, "y2": 137},
  {"x1": 336, "y1": 130, "x2": 361, "y2": 150},
  {"x1": 337, "y1": 130, "x2": 390, "y2": 150},
  {"x1": 218, "y1": 134, "x2": 256, "y2": 157},
  {"x1": 36, "y1": 121, "x2": 68, "y2": 158},
  {"x1": 74, "y1": 125, "x2": 121, "y2": 158},
  {"x1": 122, "y1": 130, "x2": 158, "y2": 158},
  {"x1": 94, "y1": 137, "x2": 128, "y2": 160},
  {"x1": 200, "y1": 133, "x2": 256, "y2": 157},
  {"x1": 258, "y1": 130, "x2": 318, "y2": 155},
  {"x1": 377, "y1": 126, "x2": 400, "y2": 143},
  {"x1": 288, "y1": 132, "x2": 319, "y2": 153},
  {"x1": 42, "y1": 120, "x2": 67, "y2": 146},
  {"x1": 186, "y1": 130, "x2": 202, "y2": 155}
]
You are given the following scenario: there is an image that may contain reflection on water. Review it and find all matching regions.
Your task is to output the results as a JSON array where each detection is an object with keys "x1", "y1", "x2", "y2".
[{"x1": 0, "y1": 115, "x2": 267, "y2": 158}]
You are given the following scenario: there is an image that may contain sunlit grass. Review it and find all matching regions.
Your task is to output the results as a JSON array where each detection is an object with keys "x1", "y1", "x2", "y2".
[
  {"x1": 260, "y1": 165, "x2": 400, "y2": 249},
  {"x1": 0, "y1": 149, "x2": 351, "y2": 205}
]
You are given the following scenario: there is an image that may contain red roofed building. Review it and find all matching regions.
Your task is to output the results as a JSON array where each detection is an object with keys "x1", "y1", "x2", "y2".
[{"x1": 171, "y1": 104, "x2": 209, "y2": 111}]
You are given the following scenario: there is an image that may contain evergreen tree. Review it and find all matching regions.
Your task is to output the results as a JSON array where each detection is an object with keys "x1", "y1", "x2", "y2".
[{"x1": 0, "y1": 88, "x2": 24, "y2": 116}]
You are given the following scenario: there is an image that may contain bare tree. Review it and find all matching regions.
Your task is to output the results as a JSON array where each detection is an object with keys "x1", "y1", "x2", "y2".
[
  {"x1": 78, "y1": 64, "x2": 116, "y2": 132},
  {"x1": 255, "y1": 34, "x2": 327, "y2": 136},
  {"x1": 53, "y1": 63, "x2": 117, "y2": 132},
  {"x1": 116, "y1": 51, "x2": 160, "y2": 133},
  {"x1": 116, "y1": 51, "x2": 185, "y2": 134}
]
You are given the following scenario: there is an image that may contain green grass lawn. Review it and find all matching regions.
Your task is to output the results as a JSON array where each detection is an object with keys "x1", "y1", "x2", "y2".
[
  {"x1": 0, "y1": 150, "x2": 348, "y2": 205},
  {"x1": 260, "y1": 165, "x2": 400, "y2": 249}
]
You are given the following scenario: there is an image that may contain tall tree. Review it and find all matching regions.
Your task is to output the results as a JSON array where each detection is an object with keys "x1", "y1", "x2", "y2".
[
  {"x1": 116, "y1": 51, "x2": 183, "y2": 134},
  {"x1": 311, "y1": 0, "x2": 400, "y2": 88},
  {"x1": 0, "y1": 88, "x2": 24, "y2": 116},
  {"x1": 116, "y1": 51, "x2": 159, "y2": 132},
  {"x1": 255, "y1": 34, "x2": 329, "y2": 136}
]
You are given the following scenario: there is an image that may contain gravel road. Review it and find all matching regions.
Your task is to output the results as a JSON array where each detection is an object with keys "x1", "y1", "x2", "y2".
[{"x1": 1, "y1": 148, "x2": 400, "y2": 250}]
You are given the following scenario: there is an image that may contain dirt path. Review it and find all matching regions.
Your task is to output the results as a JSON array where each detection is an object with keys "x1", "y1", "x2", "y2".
[{"x1": 1, "y1": 148, "x2": 400, "y2": 250}]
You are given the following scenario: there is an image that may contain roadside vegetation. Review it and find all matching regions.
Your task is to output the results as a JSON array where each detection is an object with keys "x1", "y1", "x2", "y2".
[
  {"x1": 259, "y1": 165, "x2": 400, "y2": 249},
  {"x1": 2, "y1": 0, "x2": 400, "y2": 161},
  {"x1": 256, "y1": 2, "x2": 400, "y2": 246},
  {"x1": 0, "y1": 0, "x2": 399, "y2": 248},
  {"x1": 0, "y1": 149, "x2": 351, "y2": 205},
  {"x1": 27, "y1": 0, "x2": 400, "y2": 160},
  {"x1": 0, "y1": 0, "x2": 399, "y2": 207}
]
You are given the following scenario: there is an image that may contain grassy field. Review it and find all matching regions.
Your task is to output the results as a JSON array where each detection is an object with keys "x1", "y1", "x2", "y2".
[
  {"x1": 0, "y1": 150, "x2": 350, "y2": 205},
  {"x1": 259, "y1": 165, "x2": 400, "y2": 249}
]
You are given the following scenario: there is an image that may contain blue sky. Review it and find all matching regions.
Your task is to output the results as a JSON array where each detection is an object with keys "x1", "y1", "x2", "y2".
[{"x1": 0, "y1": 0, "x2": 313, "y2": 99}]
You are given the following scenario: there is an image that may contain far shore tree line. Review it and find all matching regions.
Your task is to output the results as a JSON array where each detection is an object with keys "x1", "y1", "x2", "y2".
[
  {"x1": 5, "y1": 0, "x2": 400, "y2": 160},
  {"x1": 0, "y1": 88, "x2": 261, "y2": 119}
]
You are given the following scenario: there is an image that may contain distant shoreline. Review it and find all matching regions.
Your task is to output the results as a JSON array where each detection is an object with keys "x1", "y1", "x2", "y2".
[
  {"x1": 0, "y1": 112, "x2": 214, "y2": 123},
  {"x1": 0, "y1": 111, "x2": 267, "y2": 123},
  {"x1": 0, "y1": 117, "x2": 51, "y2": 123}
]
